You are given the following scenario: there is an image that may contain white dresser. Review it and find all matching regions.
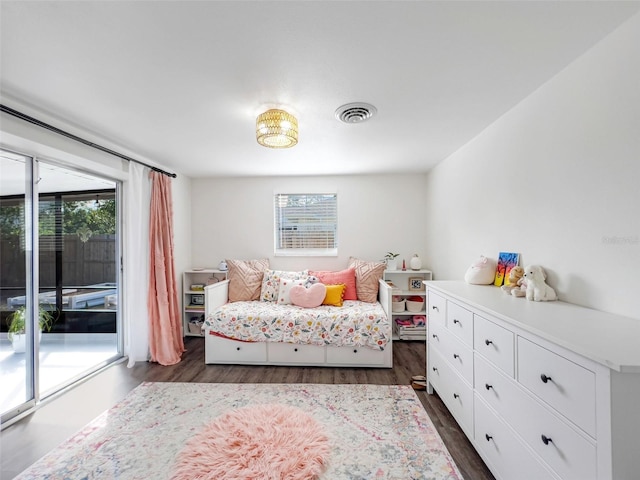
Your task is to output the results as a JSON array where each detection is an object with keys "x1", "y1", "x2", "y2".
[{"x1": 425, "y1": 281, "x2": 640, "y2": 480}]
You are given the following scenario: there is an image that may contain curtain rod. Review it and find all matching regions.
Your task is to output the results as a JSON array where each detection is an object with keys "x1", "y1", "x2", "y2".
[{"x1": 0, "y1": 104, "x2": 177, "y2": 178}]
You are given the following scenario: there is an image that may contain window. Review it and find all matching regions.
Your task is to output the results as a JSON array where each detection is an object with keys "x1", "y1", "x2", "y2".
[{"x1": 274, "y1": 194, "x2": 337, "y2": 256}]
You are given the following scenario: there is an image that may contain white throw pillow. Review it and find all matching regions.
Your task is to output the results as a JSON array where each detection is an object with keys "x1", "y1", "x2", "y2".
[{"x1": 277, "y1": 278, "x2": 306, "y2": 305}]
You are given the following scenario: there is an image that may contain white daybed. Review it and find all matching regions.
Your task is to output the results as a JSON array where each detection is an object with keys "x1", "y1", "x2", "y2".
[{"x1": 203, "y1": 279, "x2": 392, "y2": 367}]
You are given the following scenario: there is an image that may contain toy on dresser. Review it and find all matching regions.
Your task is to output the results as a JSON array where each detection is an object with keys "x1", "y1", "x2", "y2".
[
  {"x1": 523, "y1": 264, "x2": 557, "y2": 301},
  {"x1": 501, "y1": 266, "x2": 524, "y2": 295},
  {"x1": 464, "y1": 255, "x2": 497, "y2": 285}
]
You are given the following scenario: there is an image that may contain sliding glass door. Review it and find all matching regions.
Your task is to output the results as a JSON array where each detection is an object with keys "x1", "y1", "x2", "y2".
[
  {"x1": 0, "y1": 150, "x2": 35, "y2": 419},
  {"x1": 1, "y1": 149, "x2": 122, "y2": 424}
]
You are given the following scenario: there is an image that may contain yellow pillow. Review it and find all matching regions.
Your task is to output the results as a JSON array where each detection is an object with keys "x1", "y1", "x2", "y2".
[{"x1": 322, "y1": 284, "x2": 346, "y2": 307}]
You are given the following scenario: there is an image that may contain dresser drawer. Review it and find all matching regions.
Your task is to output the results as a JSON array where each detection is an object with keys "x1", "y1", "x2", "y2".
[
  {"x1": 475, "y1": 395, "x2": 558, "y2": 480},
  {"x1": 432, "y1": 321, "x2": 473, "y2": 385},
  {"x1": 428, "y1": 291, "x2": 447, "y2": 326},
  {"x1": 476, "y1": 355, "x2": 597, "y2": 480},
  {"x1": 474, "y1": 314, "x2": 514, "y2": 377},
  {"x1": 517, "y1": 337, "x2": 596, "y2": 436},
  {"x1": 268, "y1": 343, "x2": 325, "y2": 364},
  {"x1": 428, "y1": 320, "x2": 446, "y2": 354},
  {"x1": 447, "y1": 300, "x2": 474, "y2": 347},
  {"x1": 430, "y1": 348, "x2": 474, "y2": 437}
]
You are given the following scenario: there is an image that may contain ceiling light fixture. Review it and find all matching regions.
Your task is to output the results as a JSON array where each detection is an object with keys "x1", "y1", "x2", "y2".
[{"x1": 256, "y1": 109, "x2": 298, "y2": 148}]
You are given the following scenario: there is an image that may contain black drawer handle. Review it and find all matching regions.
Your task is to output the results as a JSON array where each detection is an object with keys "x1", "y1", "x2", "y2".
[
  {"x1": 432, "y1": 305, "x2": 439, "y2": 312},
  {"x1": 236, "y1": 347, "x2": 240, "y2": 351},
  {"x1": 432, "y1": 334, "x2": 438, "y2": 339},
  {"x1": 294, "y1": 348, "x2": 298, "y2": 352},
  {"x1": 485, "y1": 383, "x2": 493, "y2": 390},
  {"x1": 485, "y1": 339, "x2": 493, "y2": 346},
  {"x1": 432, "y1": 366, "x2": 438, "y2": 372},
  {"x1": 353, "y1": 349, "x2": 358, "y2": 353},
  {"x1": 485, "y1": 434, "x2": 493, "y2": 442},
  {"x1": 541, "y1": 435, "x2": 553, "y2": 445},
  {"x1": 453, "y1": 393, "x2": 460, "y2": 399},
  {"x1": 453, "y1": 319, "x2": 460, "y2": 325},
  {"x1": 540, "y1": 374, "x2": 553, "y2": 384},
  {"x1": 453, "y1": 353, "x2": 460, "y2": 359}
]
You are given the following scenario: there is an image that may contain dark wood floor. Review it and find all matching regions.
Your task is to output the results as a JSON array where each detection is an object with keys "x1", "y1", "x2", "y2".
[{"x1": 1, "y1": 337, "x2": 494, "y2": 479}]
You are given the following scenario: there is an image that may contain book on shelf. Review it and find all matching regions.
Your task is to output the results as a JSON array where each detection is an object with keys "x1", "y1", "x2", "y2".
[{"x1": 187, "y1": 305, "x2": 205, "y2": 310}]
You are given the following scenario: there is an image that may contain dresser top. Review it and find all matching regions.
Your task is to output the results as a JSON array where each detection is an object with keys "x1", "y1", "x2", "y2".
[{"x1": 426, "y1": 281, "x2": 640, "y2": 373}]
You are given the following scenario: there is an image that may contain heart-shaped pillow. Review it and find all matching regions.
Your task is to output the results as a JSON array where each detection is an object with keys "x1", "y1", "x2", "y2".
[{"x1": 290, "y1": 283, "x2": 327, "y2": 308}]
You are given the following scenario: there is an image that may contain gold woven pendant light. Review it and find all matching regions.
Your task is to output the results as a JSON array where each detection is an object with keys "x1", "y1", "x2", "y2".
[{"x1": 256, "y1": 109, "x2": 298, "y2": 148}]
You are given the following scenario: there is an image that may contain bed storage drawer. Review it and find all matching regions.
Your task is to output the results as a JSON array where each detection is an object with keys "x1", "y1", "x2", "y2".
[
  {"x1": 268, "y1": 343, "x2": 325, "y2": 364},
  {"x1": 206, "y1": 336, "x2": 268, "y2": 363},
  {"x1": 326, "y1": 345, "x2": 386, "y2": 366}
]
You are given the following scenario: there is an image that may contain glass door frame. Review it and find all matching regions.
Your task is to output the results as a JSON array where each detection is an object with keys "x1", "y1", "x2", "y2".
[{"x1": 1, "y1": 148, "x2": 124, "y2": 427}]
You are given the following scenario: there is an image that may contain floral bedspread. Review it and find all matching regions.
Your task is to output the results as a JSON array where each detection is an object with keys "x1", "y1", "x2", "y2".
[{"x1": 204, "y1": 300, "x2": 390, "y2": 351}]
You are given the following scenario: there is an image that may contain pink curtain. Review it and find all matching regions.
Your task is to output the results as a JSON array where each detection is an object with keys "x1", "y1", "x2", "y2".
[{"x1": 147, "y1": 171, "x2": 184, "y2": 365}]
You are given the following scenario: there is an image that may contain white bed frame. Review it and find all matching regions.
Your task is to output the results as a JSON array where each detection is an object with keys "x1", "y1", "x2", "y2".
[{"x1": 203, "y1": 279, "x2": 392, "y2": 368}]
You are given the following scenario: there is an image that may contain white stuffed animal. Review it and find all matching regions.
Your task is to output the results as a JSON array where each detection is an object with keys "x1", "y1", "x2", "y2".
[{"x1": 523, "y1": 265, "x2": 557, "y2": 302}]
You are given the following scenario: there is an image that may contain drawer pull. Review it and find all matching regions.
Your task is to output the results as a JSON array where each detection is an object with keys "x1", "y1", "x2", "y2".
[
  {"x1": 485, "y1": 339, "x2": 493, "y2": 346},
  {"x1": 353, "y1": 349, "x2": 358, "y2": 353},
  {"x1": 485, "y1": 434, "x2": 493, "y2": 442},
  {"x1": 431, "y1": 305, "x2": 439, "y2": 312},
  {"x1": 453, "y1": 393, "x2": 460, "y2": 399},
  {"x1": 485, "y1": 383, "x2": 493, "y2": 391},
  {"x1": 294, "y1": 348, "x2": 298, "y2": 352},
  {"x1": 453, "y1": 353, "x2": 460, "y2": 359},
  {"x1": 432, "y1": 366, "x2": 438, "y2": 372},
  {"x1": 540, "y1": 374, "x2": 553, "y2": 384},
  {"x1": 541, "y1": 434, "x2": 553, "y2": 445},
  {"x1": 236, "y1": 347, "x2": 241, "y2": 351},
  {"x1": 432, "y1": 334, "x2": 438, "y2": 340},
  {"x1": 453, "y1": 319, "x2": 460, "y2": 325}
]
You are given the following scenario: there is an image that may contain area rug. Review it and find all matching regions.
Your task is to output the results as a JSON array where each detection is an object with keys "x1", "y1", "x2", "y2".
[{"x1": 15, "y1": 382, "x2": 463, "y2": 480}]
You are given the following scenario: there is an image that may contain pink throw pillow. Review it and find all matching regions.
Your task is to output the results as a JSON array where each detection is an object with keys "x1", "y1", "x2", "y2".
[
  {"x1": 290, "y1": 283, "x2": 327, "y2": 308},
  {"x1": 309, "y1": 268, "x2": 357, "y2": 300}
]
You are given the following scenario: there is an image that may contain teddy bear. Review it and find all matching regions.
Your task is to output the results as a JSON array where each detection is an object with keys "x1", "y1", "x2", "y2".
[
  {"x1": 501, "y1": 266, "x2": 524, "y2": 295},
  {"x1": 522, "y1": 265, "x2": 557, "y2": 301},
  {"x1": 511, "y1": 275, "x2": 528, "y2": 297}
]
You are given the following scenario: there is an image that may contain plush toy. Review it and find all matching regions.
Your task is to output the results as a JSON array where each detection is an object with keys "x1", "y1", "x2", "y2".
[
  {"x1": 464, "y1": 255, "x2": 497, "y2": 285},
  {"x1": 511, "y1": 275, "x2": 528, "y2": 297},
  {"x1": 501, "y1": 266, "x2": 524, "y2": 294},
  {"x1": 523, "y1": 265, "x2": 557, "y2": 301}
]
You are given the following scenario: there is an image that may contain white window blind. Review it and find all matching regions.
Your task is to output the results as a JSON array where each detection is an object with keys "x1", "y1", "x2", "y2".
[{"x1": 274, "y1": 193, "x2": 337, "y2": 256}]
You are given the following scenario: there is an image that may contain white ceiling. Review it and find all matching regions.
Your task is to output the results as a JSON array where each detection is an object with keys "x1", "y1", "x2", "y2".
[{"x1": 1, "y1": 1, "x2": 639, "y2": 178}]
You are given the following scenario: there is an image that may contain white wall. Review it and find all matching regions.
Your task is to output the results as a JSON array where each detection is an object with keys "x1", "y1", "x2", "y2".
[
  {"x1": 424, "y1": 13, "x2": 640, "y2": 319},
  {"x1": 190, "y1": 174, "x2": 428, "y2": 272}
]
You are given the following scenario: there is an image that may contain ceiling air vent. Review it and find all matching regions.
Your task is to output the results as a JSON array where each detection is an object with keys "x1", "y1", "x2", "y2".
[{"x1": 335, "y1": 102, "x2": 377, "y2": 124}]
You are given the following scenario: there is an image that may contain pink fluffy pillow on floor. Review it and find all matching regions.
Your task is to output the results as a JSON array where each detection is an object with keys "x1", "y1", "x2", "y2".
[{"x1": 172, "y1": 403, "x2": 329, "y2": 480}]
